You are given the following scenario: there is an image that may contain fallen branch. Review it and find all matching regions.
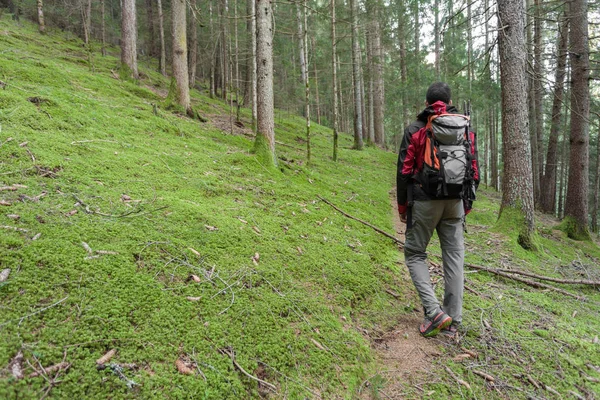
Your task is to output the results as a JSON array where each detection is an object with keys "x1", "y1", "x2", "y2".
[
  {"x1": 318, "y1": 196, "x2": 592, "y2": 300},
  {"x1": 29, "y1": 362, "x2": 70, "y2": 378},
  {"x1": 463, "y1": 264, "x2": 585, "y2": 301},
  {"x1": 466, "y1": 263, "x2": 600, "y2": 287},
  {"x1": 219, "y1": 348, "x2": 277, "y2": 393},
  {"x1": 472, "y1": 369, "x2": 495, "y2": 382},
  {"x1": 445, "y1": 366, "x2": 471, "y2": 390},
  {"x1": 73, "y1": 194, "x2": 168, "y2": 218},
  {"x1": 318, "y1": 196, "x2": 403, "y2": 246}
]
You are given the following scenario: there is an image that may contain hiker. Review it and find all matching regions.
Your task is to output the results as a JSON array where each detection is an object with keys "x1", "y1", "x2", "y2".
[{"x1": 396, "y1": 82, "x2": 479, "y2": 338}]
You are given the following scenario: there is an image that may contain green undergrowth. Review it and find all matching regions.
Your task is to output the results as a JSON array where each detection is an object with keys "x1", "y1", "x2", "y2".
[{"x1": 0, "y1": 16, "x2": 402, "y2": 399}]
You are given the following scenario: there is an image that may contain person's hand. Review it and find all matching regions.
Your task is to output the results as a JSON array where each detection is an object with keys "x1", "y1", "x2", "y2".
[{"x1": 400, "y1": 213, "x2": 407, "y2": 224}]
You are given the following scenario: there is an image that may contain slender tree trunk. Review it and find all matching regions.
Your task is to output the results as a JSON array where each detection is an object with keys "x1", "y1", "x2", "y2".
[
  {"x1": 434, "y1": 0, "x2": 440, "y2": 80},
  {"x1": 172, "y1": 0, "x2": 190, "y2": 110},
  {"x1": 101, "y1": 0, "x2": 106, "y2": 56},
  {"x1": 565, "y1": 0, "x2": 591, "y2": 239},
  {"x1": 350, "y1": 0, "x2": 363, "y2": 150},
  {"x1": 313, "y1": 43, "x2": 321, "y2": 125},
  {"x1": 188, "y1": 0, "x2": 198, "y2": 87},
  {"x1": 146, "y1": 0, "x2": 155, "y2": 56},
  {"x1": 254, "y1": 0, "x2": 276, "y2": 166},
  {"x1": 540, "y1": 14, "x2": 568, "y2": 214},
  {"x1": 497, "y1": 0, "x2": 536, "y2": 248},
  {"x1": 592, "y1": 120, "x2": 600, "y2": 233},
  {"x1": 397, "y1": 0, "x2": 409, "y2": 129},
  {"x1": 526, "y1": 0, "x2": 537, "y2": 204},
  {"x1": 533, "y1": 0, "x2": 544, "y2": 205},
  {"x1": 221, "y1": 0, "x2": 229, "y2": 100},
  {"x1": 467, "y1": 0, "x2": 472, "y2": 94},
  {"x1": 492, "y1": 106, "x2": 499, "y2": 190},
  {"x1": 121, "y1": 0, "x2": 138, "y2": 78},
  {"x1": 302, "y1": 0, "x2": 311, "y2": 162},
  {"x1": 250, "y1": 0, "x2": 257, "y2": 130},
  {"x1": 331, "y1": 0, "x2": 339, "y2": 161},
  {"x1": 36, "y1": 0, "x2": 45, "y2": 33},
  {"x1": 157, "y1": 0, "x2": 166, "y2": 76},
  {"x1": 365, "y1": 22, "x2": 375, "y2": 143},
  {"x1": 209, "y1": 1, "x2": 216, "y2": 96},
  {"x1": 371, "y1": 3, "x2": 384, "y2": 147},
  {"x1": 359, "y1": 50, "x2": 368, "y2": 143},
  {"x1": 558, "y1": 106, "x2": 570, "y2": 218}
]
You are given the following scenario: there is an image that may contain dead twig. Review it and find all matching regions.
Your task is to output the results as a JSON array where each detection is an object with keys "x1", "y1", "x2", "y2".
[
  {"x1": 0, "y1": 296, "x2": 69, "y2": 328},
  {"x1": 219, "y1": 348, "x2": 277, "y2": 393},
  {"x1": 445, "y1": 366, "x2": 471, "y2": 389},
  {"x1": 472, "y1": 370, "x2": 495, "y2": 382},
  {"x1": 466, "y1": 263, "x2": 600, "y2": 286},
  {"x1": 28, "y1": 362, "x2": 70, "y2": 378}
]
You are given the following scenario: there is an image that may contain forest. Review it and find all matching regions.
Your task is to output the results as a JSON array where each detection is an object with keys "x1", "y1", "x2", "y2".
[{"x1": 0, "y1": 0, "x2": 599, "y2": 398}]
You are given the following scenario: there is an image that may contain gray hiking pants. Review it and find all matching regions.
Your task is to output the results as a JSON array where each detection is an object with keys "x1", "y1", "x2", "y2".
[{"x1": 404, "y1": 199, "x2": 464, "y2": 323}]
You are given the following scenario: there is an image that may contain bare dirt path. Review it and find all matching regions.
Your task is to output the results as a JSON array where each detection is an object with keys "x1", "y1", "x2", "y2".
[{"x1": 358, "y1": 192, "x2": 451, "y2": 399}]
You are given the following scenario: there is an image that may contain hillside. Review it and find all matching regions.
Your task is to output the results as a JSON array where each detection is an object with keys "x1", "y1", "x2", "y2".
[{"x1": 1, "y1": 17, "x2": 600, "y2": 399}]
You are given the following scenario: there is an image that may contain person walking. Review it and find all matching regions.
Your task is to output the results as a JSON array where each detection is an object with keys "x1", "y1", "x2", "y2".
[{"x1": 396, "y1": 82, "x2": 479, "y2": 338}]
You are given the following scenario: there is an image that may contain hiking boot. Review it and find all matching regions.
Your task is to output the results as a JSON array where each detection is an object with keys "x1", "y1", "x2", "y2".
[
  {"x1": 441, "y1": 322, "x2": 460, "y2": 338},
  {"x1": 419, "y1": 310, "x2": 452, "y2": 337}
]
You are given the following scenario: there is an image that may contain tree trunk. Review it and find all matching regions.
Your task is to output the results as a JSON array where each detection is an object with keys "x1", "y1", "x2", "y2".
[
  {"x1": 372, "y1": 5, "x2": 384, "y2": 147},
  {"x1": 434, "y1": 0, "x2": 440, "y2": 80},
  {"x1": 350, "y1": 0, "x2": 363, "y2": 150},
  {"x1": 221, "y1": 0, "x2": 229, "y2": 100},
  {"x1": 565, "y1": 0, "x2": 591, "y2": 239},
  {"x1": 250, "y1": 0, "x2": 257, "y2": 130},
  {"x1": 172, "y1": 0, "x2": 190, "y2": 110},
  {"x1": 101, "y1": 0, "x2": 106, "y2": 56},
  {"x1": 188, "y1": 0, "x2": 198, "y2": 88},
  {"x1": 157, "y1": 0, "x2": 166, "y2": 75},
  {"x1": 497, "y1": 0, "x2": 536, "y2": 248},
  {"x1": 533, "y1": 0, "x2": 544, "y2": 205},
  {"x1": 558, "y1": 97, "x2": 570, "y2": 218},
  {"x1": 121, "y1": 0, "x2": 138, "y2": 79},
  {"x1": 254, "y1": 0, "x2": 276, "y2": 167},
  {"x1": 592, "y1": 120, "x2": 600, "y2": 233},
  {"x1": 36, "y1": 0, "x2": 45, "y2": 33},
  {"x1": 491, "y1": 106, "x2": 499, "y2": 190},
  {"x1": 467, "y1": 0, "x2": 472, "y2": 94},
  {"x1": 313, "y1": 42, "x2": 321, "y2": 125},
  {"x1": 365, "y1": 22, "x2": 375, "y2": 143},
  {"x1": 146, "y1": 0, "x2": 155, "y2": 57},
  {"x1": 397, "y1": 0, "x2": 409, "y2": 129},
  {"x1": 540, "y1": 14, "x2": 568, "y2": 214},
  {"x1": 209, "y1": 1, "x2": 216, "y2": 97},
  {"x1": 331, "y1": 0, "x2": 339, "y2": 161}
]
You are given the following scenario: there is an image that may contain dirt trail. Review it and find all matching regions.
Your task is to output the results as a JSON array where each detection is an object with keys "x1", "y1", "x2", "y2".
[{"x1": 358, "y1": 193, "x2": 450, "y2": 399}]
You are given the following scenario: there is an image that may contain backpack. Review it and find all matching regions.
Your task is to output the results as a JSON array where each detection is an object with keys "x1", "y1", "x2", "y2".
[{"x1": 416, "y1": 113, "x2": 475, "y2": 199}]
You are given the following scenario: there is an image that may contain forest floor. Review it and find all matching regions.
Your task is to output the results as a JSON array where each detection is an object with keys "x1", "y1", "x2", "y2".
[{"x1": 1, "y1": 15, "x2": 600, "y2": 400}]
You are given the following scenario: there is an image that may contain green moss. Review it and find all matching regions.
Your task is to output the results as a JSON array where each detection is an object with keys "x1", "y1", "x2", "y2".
[
  {"x1": 252, "y1": 133, "x2": 278, "y2": 169},
  {"x1": 556, "y1": 216, "x2": 592, "y2": 241},
  {"x1": 496, "y1": 205, "x2": 539, "y2": 251}
]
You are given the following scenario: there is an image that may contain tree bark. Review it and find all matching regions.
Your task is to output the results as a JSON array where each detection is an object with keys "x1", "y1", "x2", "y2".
[
  {"x1": 101, "y1": 0, "x2": 106, "y2": 56},
  {"x1": 592, "y1": 120, "x2": 600, "y2": 233},
  {"x1": 121, "y1": 0, "x2": 138, "y2": 79},
  {"x1": 540, "y1": 14, "x2": 568, "y2": 214},
  {"x1": 331, "y1": 0, "x2": 339, "y2": 161},
  {"x1": 434, "y1": 0, "x2": 440, "y2": 79},
  {"x1": 497, "y1": 0, "x2": 536, "y2": 248},
  {"x1": 157, "y1": 0, "x2": 166, "y2": 76},
  {"x1": 221, "y1": 0, "x2": 229, "y2": 100},
  {"x1": 532, "y1": 0, "x2": 544, "y2": 205},
  {"x1": 397, "y1": 0, "x2": 409, "y2": 129},
  {"x1": 372, "y1": 4, "x2": 384, "y2": 147},
  {"x1": 172, "y1": 0, "x2": 190, "y2": 110},
  {"x1": 565, "y1": 0, "x2": 591, "y2": 239},
  {"x1": 188, "y1": 0, "x2": 198, "y2": 88},
  {"x1": 250, "y1": 0, "x2": 257, "y2": 130},
  {"x1": 254, "y1": 0, "x2": 276, "y2": 167},
  {"x1": 350, "y1": 0, "x2": 363, "y2": 150},
  {"x1": 146, "y1": 0, "x2": 155, "y2": 57},
  {"x1": 36, "y1": 0, "x2": 45, "y2": 33}
]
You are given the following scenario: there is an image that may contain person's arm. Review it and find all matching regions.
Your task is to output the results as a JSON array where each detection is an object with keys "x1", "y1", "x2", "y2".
[{"x1": 397, "y1": 125, "x2": 419, "y2": 221}]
